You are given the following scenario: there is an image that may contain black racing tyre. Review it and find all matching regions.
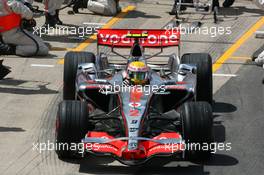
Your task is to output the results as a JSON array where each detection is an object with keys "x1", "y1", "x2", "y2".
[
  {"x1": 63, "y1": 51, "x2": 95, "y2": 100},
  {"x1": 55, "y1": 100, "x2": 90, "y2": 159},
  {"x1": 180, "y1": 102, "x2": 213, "y2": 160},
  {"x1": 181, "y1": 53, "x2": 213, "y2": 104}
]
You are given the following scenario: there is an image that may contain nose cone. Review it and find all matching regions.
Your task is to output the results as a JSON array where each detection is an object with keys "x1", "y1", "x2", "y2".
[{"x1": 120, "y1": 87, "x2": 149, "y2": 150}]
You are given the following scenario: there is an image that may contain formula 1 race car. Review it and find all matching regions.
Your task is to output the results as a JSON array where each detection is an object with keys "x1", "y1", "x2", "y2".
[{"x1": 55, "y1": 29, "x2": 213, "y2": 165}]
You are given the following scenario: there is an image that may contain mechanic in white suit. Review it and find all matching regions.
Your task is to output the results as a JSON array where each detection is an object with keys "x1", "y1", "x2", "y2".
[
  {"x1": 254, "y1": 0, "x2": 264, "y2": 68},
  {"x1": 73, "y1": 0, "x2": 121, "y2": 16},
  {"x1": 255, "y1": 51, "x2": 264, "y2": 68},
  {"x1": 43, "y1": 0, "x2": 64, "y2": 27},
  {"x1": 0, "y1": 0, "x2": 49, "y2": 56}
]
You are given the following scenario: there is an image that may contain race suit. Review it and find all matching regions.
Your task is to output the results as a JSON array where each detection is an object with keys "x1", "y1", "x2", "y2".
[
  {"x1": 87, "y1": 0, "x2": 120, "y2": 16},
  {"x1": 255, "y1": 50, "x2": 264, "y2": 68},
  {"x1": 0, "y1": 0, "x2": 49, "y2": 56},
  {"x1": 44, "y1": 0, "x2": 64, "y2": 16}
]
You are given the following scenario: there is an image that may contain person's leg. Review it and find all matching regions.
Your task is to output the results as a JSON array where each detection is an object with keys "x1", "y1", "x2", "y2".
[
  {"x1": 255, "y1": 50, "x2": 264, "y2": 68},
  {"x1": 73, "y1": 0, "x2": 88, "y2": 13},
  {"x1": 0, "y1": 36, "x2": 16, "y2": 55},
  {"x1": 43, "y1": 0, "x2": 58, "y2": 27},
  {"x1": 55, "y1": 0, "x2": 64, "y2": 25},
  {"x1": 116, "y1": 0, "x2": 121, "y2": 13},
  {"x1": 2, "y1": 28, "x2": 49, "y2": 57},
  {"x1": 102, "y1": 0, "x2": 118, "y2": 15},
  {"x1": 215, "y1": 0, "x2": 220, "y2": 7},
  {"x1": 169, "y1": 0, "x2": 178, "y2": 15},
  {"x1": 84, "y1": 0, "x2": 119, "y2": 16},
  {"x1": 87, "y1": 0, "x2": 106, "y2": 15},
  {"x1": 169, "y1": 0, "x2": 187, "y2": 15}
]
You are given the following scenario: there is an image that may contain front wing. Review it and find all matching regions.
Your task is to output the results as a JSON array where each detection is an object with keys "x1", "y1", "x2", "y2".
[{"x1": 82, "y1": 132, "x2": 185, "y2": 160}]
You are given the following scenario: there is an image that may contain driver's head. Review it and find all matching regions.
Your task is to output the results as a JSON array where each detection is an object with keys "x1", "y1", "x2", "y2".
[{"x1": 127, "y1": 61, "x2": 148, "y2": 85}]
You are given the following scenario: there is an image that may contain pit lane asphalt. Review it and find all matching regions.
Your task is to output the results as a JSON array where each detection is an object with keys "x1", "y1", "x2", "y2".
[{"x1": 0, "y1": 0, "x2": 263, "y2": 174}]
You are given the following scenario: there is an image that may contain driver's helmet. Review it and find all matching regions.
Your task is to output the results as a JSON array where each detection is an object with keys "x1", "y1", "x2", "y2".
[{"x1": 127, "y1": 61, "x2": 149, "y2": 85}]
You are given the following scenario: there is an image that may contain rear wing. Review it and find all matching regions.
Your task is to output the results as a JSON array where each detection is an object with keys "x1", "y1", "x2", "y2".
[{"x1": 97, "y1": 29, "x2": 180, "y2": 48}]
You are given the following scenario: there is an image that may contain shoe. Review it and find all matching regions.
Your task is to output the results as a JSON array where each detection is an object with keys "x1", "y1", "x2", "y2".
[
  {"x1": 169, "y1": 6, "x2": 187, "y2": 15},
  {"x1": 43, "y1": 13, "x2": 57, "y2": 28},
  {"x1": 73, "y1": 0, "x2": 88, "y2": 13},
  {"x1": 223, "y1": 0, "x2": 235, "y2": 7},
  {"x1": 204, "y1": 6, "x2": 210, "y2": 11},
  {"x1": 0, "y1": 60, "x2": 11, "y2": 80},
  {"x1": 0, "y1": 42, "x2": 16, "y2": 55},
  {"x1": 180, "y1": 6, "x2": 187, "y2": 11},
  {"x1": 169, "y1": 10, "x2": 177, "y2": 15}
]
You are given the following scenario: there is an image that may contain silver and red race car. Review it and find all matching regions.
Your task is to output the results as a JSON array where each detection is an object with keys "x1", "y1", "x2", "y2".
[{"x1": 55, "y1": 29, "x2": 213, "y2": 165}]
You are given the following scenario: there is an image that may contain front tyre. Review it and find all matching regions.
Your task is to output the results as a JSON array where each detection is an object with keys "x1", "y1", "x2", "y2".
[
  {"x1": 55, "y1": 100, "x2": 90, "y2": 159},
  {"x1": 181, "y1": 53, "x2": 213, "y2": 104},
  {"x1": 180, "y1": 102, "x2": 213, "y2": 160},
  {"x1": 63, "y1": 51, "x2": 95, "y2": 100}
]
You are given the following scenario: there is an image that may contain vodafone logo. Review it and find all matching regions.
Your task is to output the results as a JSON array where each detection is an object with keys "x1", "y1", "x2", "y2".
[
  {"x1": 100, "y1": 34, "x2": 130, "y2": 44},
  {"x1": 99, "y1": 34, "x2": 179, "y2": 45}
]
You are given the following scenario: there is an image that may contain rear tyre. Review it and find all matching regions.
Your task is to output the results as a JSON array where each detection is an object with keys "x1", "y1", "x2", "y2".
[
  {"x1": 55, "y1": 100, "x2": 90, "y2": 159},
  {"x1": 181, "y1": 53, "x2": 213, "y2": 104},
  {"x1": 63, "y1": 51, "x2": 95, "y2": 100},
  {"x1": 180, "y1": 102, "x2": 213, "y2": 160}
]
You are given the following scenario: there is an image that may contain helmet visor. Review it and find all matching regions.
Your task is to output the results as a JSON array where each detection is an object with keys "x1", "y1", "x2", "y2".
[{"x1": 129, "y1": 72, "x2": 147, "y2": 85}]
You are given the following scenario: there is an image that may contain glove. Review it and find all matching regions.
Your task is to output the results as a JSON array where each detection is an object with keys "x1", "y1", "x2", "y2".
[{"x1": 21, "y1": 19, "x2": 37, "y2": 31}]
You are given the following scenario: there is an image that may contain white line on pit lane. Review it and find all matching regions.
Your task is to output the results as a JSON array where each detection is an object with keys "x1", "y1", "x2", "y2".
[
  {"x1": 82, "y1": 22, "x2": 105, "y2": 25},
  {"x1": 213, "y1": 73, "x2": 238, "y2": 77},
  {"x1": 31, "y1": 64, "x2": 55, "y2": 68}
]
